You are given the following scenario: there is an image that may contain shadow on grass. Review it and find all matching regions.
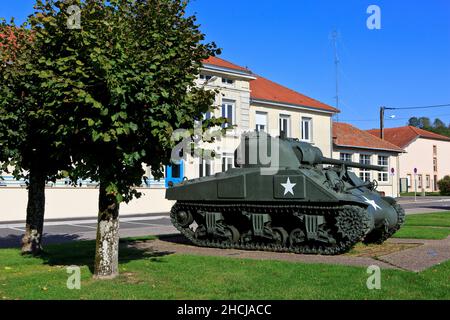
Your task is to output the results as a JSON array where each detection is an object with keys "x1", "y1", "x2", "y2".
[
  {"x1": 0, "y1": 233, "x2": 82, "y2": 249},
  {"x1": 158, "y1": 233, "x2": 193, "y2": 245},
  {"x1": 38, "y1": 237, "x2": 174, "y2": 274}
]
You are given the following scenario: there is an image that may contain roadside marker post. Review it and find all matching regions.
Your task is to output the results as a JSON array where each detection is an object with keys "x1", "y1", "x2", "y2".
[
  {"x1": 414, "y1": 168, "x2": 418, "y2": 202},
  {"x1": 390, "y1": 168, "x2": 395, "y2": 198}
]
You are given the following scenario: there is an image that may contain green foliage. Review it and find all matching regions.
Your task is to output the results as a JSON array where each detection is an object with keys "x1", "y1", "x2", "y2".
[
  {"x1": 408, "y1": 116, "x2": 450, "y2": 138},
  {"x1": 2, "y1": 0, "x2": 224, "y2": 203},
  {"x1": 437, "y1": 175, "x2": 450, "y2": 196}
]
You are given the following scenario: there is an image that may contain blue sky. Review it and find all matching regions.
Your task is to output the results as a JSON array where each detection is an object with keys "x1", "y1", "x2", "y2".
[{"x1": 2, "y1": 0, "x2": 450, "y2": 129}]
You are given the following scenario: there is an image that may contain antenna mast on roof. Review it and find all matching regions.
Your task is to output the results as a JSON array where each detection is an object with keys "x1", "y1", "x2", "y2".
[{"x1": 331, "y1": 30, "x2": 340, "y2": 122}]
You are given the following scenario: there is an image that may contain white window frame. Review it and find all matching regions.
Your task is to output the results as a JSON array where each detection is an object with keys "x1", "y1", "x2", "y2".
[
  {"x1": 301, "y1": 117, "x2": 313, "y2": 142},
  {"x1": 279, "y1": 114, "x2": 291, "y2": 137},
  {"x1": 199, "y1": 74, "x2": 212, "y2": 81},
  {"x1": 377, "y1": 155, "x2": 389, "y2": 182},
  {"x1": 221, "y1": 77, "x2": 234, "y2": 86},
  {"x1": 340, "y1": 153, "x2": 352, "y2": 162},
  {"x1": 199, "y1": 158, "x2": 212, "y2": 178},
  {"x1": 426, "y1": 175, "x2": 431, "y2": 188},
  {"x1": 359, "y1": 154, "x2": 371, "y2": 182},
  {"x1": 221, "y1": 100, "x2": 235, "y2": 128},
  {"x1": 255, "y1": 111, "x2": 268, "y2": 132},
  {"x1": 221, "y1": 153, "x2": 235, "y2": 172}
]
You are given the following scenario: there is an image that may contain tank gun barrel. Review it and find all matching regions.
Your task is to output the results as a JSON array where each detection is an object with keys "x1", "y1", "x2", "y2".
[{"x1": 320, "y1": 157, "x2": 386, "y2": 171}]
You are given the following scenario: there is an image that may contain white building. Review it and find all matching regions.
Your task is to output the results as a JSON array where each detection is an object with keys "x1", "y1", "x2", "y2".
[
  {"x1": 332, "y1": 122, "x2": 403, "y2": 197},
  {"x1": 367, "y1": 126, "x2": 450, "y2": 192}
]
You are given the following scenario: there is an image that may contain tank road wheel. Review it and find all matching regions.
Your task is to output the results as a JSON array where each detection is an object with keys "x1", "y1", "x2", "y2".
[
  {"x1": 272, "y1": 227, "x2": 289, "y2": 246},
  {"x1": 289, "y1": 228, "x2": 306, "y2": 247},
  {"x1": 224, "y1": 225, "x2": 240, "y2": 243},
  {"x1": 174, "y1": 210, "x2": 194, "y2": 228}
]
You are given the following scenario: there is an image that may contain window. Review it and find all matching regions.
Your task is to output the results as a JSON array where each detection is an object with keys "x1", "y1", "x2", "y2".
[
  {"x1": 222, "y1": 77, "x2": 234, "y2": 85},
  {"x1": 359, "y1": 154, "x2": 371, "y2": 182},
  {"x1": 426, "y1": 175, "x2": 431, "y2": 188},
  {"x1": 418, "y1": 174, "x2": 423, "y2": 189},
  {"x1": 279, "y1": 115, "x2": 290, "y2": 137},
  {"x1": 199, "y1": 74, "x2": 212, "y2": 81},
  {"x1": 203, "y1": 111, "x2": 211, "y2": 120},
  {"x1": 301, "y1": 117, "x2": 313, "y2": 142},
  {"x1": 340, "y1": 153, "x2": 352, "y2": 162},
  {"x1": 199, "y1": 159, "x2": 212, "y2": 178},
  {"x1": 377, "y1": 155, "x2": 389, "y2": 182},
  {"x1": 221, "y1": 100, "x2": 235, "y2": 128},
  {"x1": 255, "y1": 112, "x2": 268, "y2": 132},
  {"x1": 433, "y1": 158, "x2": 438, "y2": 172},
  {"x1": 433, "y1": 145, "x2": 437, "y2": 156},
  {"x1": 407, "y1": 174, "x2": 412, "y2": 187},
  {"x1": 221, "y1": 153, "x2": 234, "y2": 172}
]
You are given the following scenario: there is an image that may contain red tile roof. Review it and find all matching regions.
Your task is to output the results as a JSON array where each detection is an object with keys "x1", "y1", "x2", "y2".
[
  {"x1": 250, "y1": 75, "x2": 339, "y2": 113},
  {"x1": 202, "y1": 56, "x2": 250, "y2": 72},
  {"x1": 333, "y1": 122, "x2": 403, "y2": 152},
  {"x1": 366, "y1": 126, "x2": 450, "y2": 148},
  {"x1": 202, "y1": 56, "x2": 339, "y2": 113}
]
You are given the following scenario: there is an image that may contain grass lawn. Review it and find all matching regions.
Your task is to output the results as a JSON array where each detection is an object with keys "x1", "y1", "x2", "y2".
[
  {"x1": 393, "y1": 211, "x2": 450, "y2": 240},
  {"x1": 0, "y1": 236, "x2": 449, "y2": 300}
]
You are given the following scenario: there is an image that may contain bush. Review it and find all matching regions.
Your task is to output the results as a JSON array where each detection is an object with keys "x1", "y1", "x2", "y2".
[{"x1": 437, "y1": 176, "x2": 450, "y2": 196}]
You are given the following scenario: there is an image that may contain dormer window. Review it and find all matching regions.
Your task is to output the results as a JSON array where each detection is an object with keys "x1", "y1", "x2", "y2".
[{"x1": 200, "y1": 74, "x2": 212, "y2": 81}]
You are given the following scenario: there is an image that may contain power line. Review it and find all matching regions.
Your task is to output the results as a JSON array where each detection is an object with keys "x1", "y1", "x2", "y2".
[{"x1": 385, "y1": 103, "x2": 450, "y2": 110}]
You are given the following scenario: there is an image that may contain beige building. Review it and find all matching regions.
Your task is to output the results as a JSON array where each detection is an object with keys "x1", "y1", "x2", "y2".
[
  {"x1": 367, "y1": 126, "x2": 450, "y2": 192},
  {"x1": 333, "y1": 123, "x2": 404, "y2": 197}
]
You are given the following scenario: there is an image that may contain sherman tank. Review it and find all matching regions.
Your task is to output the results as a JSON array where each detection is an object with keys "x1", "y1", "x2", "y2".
[{"x1": 166, "y1": 132, "x2": 405, "y2": 255}]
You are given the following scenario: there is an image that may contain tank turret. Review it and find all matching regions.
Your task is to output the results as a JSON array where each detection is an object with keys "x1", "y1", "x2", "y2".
[{"x1": 166, "y1": 132, "x2": 405, "y2": 255}]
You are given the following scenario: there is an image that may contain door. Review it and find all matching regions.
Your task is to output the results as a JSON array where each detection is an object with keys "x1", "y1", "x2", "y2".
[{"x1": 165, "y1": 160, "x2": 184, "y2": 188}]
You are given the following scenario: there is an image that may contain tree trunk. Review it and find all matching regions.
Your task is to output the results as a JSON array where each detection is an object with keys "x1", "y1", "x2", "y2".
[
  {"x1": 21, "y1": 168, "x2": 46, "y2": 255},
  {"x1": 94, "y1": 182, "x2": 120, "y2": 279}
]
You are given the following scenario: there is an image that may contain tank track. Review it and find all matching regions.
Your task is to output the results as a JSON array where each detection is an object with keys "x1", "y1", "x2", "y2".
[
  {"x1": 363, "y1": 201, "x2": 406, "y2": 245},
  {"x1": 170, "y1": 202, "x2": 372, "y2": 255}
]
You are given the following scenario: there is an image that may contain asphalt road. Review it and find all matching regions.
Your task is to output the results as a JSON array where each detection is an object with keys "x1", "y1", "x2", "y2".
[
  {"x1": 1, "y1": 197, "x2": 449, "y2": 249},
  {"x1": 396, "y1": 196, "x2": 450, "y2": 214},
  {"x1": 0, "y1": 212, "x2": 177, "y2": 249}
]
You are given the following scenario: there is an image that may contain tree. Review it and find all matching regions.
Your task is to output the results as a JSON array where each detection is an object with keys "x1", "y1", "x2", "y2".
[
  {"x1": 433, "y1": 118, "x2": 446, "y2": 128},
  {"x1": 408, "y1": 117, "x2": 419, "y2": 127},
  {"x1": 437, "y1": 176, "x2": 450, "y2": 196},
  {"x1": 418, "y1": 117, "x2": 431, "y2": 129},
  {"x1": 0, "y1": 20, "x2": 76, "y2": 255},
  {"x1": 20, "y1": 0, "x2": 222, "y2": 278}
]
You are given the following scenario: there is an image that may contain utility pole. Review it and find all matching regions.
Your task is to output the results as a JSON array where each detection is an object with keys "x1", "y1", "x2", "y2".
[
  {"x1": 332, "y1": 30, "x2": 339, "y2": 121},
  {"x1": 380, "y1": 106, "x2": 385, "y2": 139}
]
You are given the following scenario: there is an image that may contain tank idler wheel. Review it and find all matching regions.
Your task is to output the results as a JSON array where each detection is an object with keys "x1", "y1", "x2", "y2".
[
  {"x1": 224, "y1": 225, "x2": 240, "y2": 243},
  {"x1": 289, "y1": 228, "x2": 306, "y2": 246},
  {"x1": 175, "y1": 210, "x2": 194, "y2": 228},
  {"x1": 272, "y1": 227, "x2": 289, "y2": 246}
]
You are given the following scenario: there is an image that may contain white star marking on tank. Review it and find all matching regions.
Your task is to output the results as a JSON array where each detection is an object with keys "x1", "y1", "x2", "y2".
[
  {"x1": 362, "y1": 196, "x2": 382, "y2": 210},
  {"x1": 281, "y1": 177, "x2": 296, "y2": 196}
]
